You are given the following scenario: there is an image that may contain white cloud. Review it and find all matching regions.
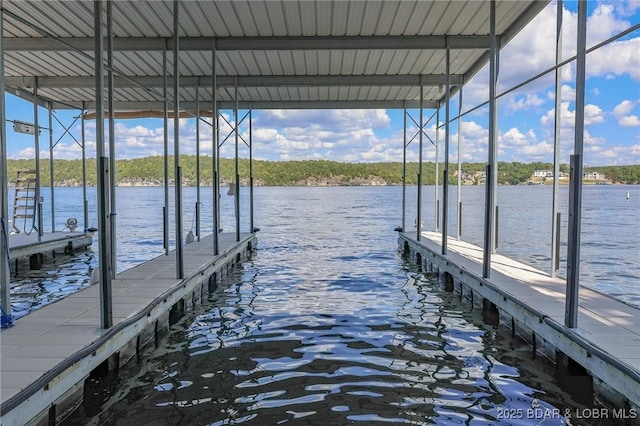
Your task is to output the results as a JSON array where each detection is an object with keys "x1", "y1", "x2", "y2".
[
  {"x1": 613, "y1": 100, "x2": 636, "y2": 117},
  {"x1": 612, "y1": 100, "x2": 640, "y2": 127},
  {"x1": 505, "y1": 94, "x2": 546, "y2": 112},
  {"x1": 584, "y1": 104, "x2": 606, "y2": 125},
  {"x1": 561, "y1": 84, "x2": 576, "y2": 101},
  {"x1": 583, "y1": 143, "x2": 640, "y2": 165},
  {"x1": 502, "y1": 127, "x2": 528, "y2": 147},
  {"x1": 619, "y1": 115, "x2": 640, "y2": 126},
  {"x1": 522, "y1": 142, "x2": 554, "y2": 156},
  {"x1": 587, "y1": 38, "x2": 640, "y2": 80},
  {"x1": 541, "y1": 102, "x2": 606, "y2": 127}
]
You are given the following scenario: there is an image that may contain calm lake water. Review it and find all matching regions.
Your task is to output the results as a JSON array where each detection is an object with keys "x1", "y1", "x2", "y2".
[
  {"x1": 8, "y1": 185, "x2": 639, "y2": 425},
  {"x1": 10, "y1": 184, "x2": 640, "y2": 318}
]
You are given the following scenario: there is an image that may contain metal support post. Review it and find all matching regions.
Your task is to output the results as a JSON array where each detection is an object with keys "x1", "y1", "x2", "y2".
[
  {"x1": 33, "y1": 81, "x2": 43, "y2": 239},
  {"x1": 401, "y1": 104, "x2": 407, "y2": 232},
  {"x1": 442, "y1": 45, "x2": 450, "y2": 255},
  {"x1": 457, "y1": 82, "x2": 463, "y2": 240},
  {"x1": 94, "y1": 0, "x2": 112, "y2": 329},
  {"x1": 234, "y1": 80, "x2": 241, "y2": 242},
  {"x1": 483, "y1": 0, "x2": 498, "y2": 278},
  {"x1": 173, "y1": 0, "x2": 184, "y2": 279},
  {"x1": 163, "y1": 44, "x2": 169, "y2": 256},
  {"x1": 195, "y1": 83, "x2": 201, "y2": 241},
  {"x1": 107, "y1": 0, "x2": 117, "y2": 277},
  {"x1": 416, "y1": 77, "x2": 424, "y2": 241},
  {"x1": 565, "y1": 0, "x2": 587, "y2": 329},
  {"x1": 434, "y1": 104, "x2": 439, "y2": 231},
  {"x1": 212, "y1": 43, "x2": 219, "y2": 255},
  {"x1": 81, "y1": 103, "x2": 88, "y2": 229},
  {"x1": 48, "y1": 106, "x2": 55, "y2": 231},
  {"x1": 492, "y1": 47, "x2": 500, "y2": 255},
  {"x1": 551, "y1": 0, "x2": 563, "y2": 277},
  {"x1": 249, "y1": 108, "x2": 254, "y2": 233},
  {"x1": 1, "y1": 0, "x2": 12, "y2": 320}
]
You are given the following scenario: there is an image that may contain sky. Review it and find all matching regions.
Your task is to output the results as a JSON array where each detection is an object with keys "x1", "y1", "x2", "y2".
[{"x1": 4, "y1": 0, "x2": 640, "y2": 167}]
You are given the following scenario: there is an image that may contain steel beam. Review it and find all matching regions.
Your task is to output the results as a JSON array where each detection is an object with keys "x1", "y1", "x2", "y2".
[
  {"x1": 46, "y1": 99, "x2": 441, "y2": 111},
  {"x1": 4, "y1": 74, "x2": 463, "y2": 89},
  {"x1": 81, "y1": 102, "x2": 88, "y2": 229},
  {"x1": 416, "y1": 78, "x2": 423, "y2": 242},
  {"x1": 33, "y1": 81, "x2": 43, "y2": 239},
  {"x1": 234, "y1": 81, "x2": 240, "y2": 242},
  {"x1": 565, "y1": 0, "x2": 587, "y2": 329},
  {"x1": 483, "y1": 0, "x2": 498, "y2": 279},
  {"x1": 442, "y1": 46, "x2": 450, "y2": 255},
  {"x1": 435, "y1": 104, "x2": 439, "y2": 232},
  {"x1": 0, "y1": 0, "x2": 11, "y2": 320},
  {"x1": 551, "y1": 0, "x2": 563, "y2": 278},
  {"x1": 173, "y1": 0, "x2": 184, "y2": 279},
  {"x1": 3, "y1": 35, "x2": 492, "y2": 52},
  {"x1": 163, "y1": 43, "x2": 169, "y2": 256},
  {"x1": 456, "y1": 82, "x2": 463, "y2": 241},
  {"x1": 107, "y1": 0, "x2": 117, "y2": 277},
  {"x1": 212, "y1": 43, "x2": 219, "y2": 256},
  {"x1": 249, "y1": 109, "x2": 254, "y2": 234},
  {"x1": 94, "y1": 0, "x2": 112, "y2": 329},
  {"x1": 402, "y1": 104, "x2": 407, "y2": 233},
  {"x1": 195, "y1": 83, "x2": 201, "y2": 242},
  {"x1": 48, "y1": 105, "x2": 55, "y2": 231}
]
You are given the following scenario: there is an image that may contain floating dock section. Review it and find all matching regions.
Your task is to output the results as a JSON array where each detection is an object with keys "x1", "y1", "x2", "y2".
[
  {"x1": 0, "y1": 233, "x2": 256, "y2": 425},
  {"x1": 400, "y1": 231, "x2": 640, "y2": 412},
  {"x1": 8, "y1": 231, "x2": 94, "y2": 275}
]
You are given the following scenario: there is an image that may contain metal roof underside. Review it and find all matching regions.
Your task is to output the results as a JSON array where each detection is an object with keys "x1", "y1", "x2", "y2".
[{"x1": 1, "y1": 0, "x2": 549, "y2": 111}]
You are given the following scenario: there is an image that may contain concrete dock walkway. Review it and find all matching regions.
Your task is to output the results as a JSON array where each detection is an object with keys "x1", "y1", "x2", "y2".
[
  {"x1": 0, "y1": 232, "x2": 256, "y2": 425},
  {"x1": 400, "y1": 231, "x2": 640, "y2": 411}
]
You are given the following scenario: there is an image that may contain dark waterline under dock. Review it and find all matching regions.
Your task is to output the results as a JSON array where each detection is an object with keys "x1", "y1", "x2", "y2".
[
  {"x1": 0, "y1": 233, "x2": 256, "y2": 425},
  {"x1": 400, "y1": 231, "x2": 640, "y2": 412},
  {"x1": 8, "y1": 232, "x2": 94, "y2": 275}
]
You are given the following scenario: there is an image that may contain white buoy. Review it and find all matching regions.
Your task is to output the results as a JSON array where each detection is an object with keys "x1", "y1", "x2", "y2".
[{"x1": 626, "y1": 191, "x2": 630, "y2": 200}]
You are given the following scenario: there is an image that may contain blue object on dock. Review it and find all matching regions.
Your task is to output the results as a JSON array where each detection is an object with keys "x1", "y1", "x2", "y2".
[{"x1": 1, "y1": 306, "x2": 13, "y2": 329}]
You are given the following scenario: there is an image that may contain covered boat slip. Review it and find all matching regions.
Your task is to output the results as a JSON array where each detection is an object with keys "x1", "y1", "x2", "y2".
[
  {"x1": 0, "y1": 0, "x2": 639, "y2": 424},
  {"x1": 401, "y1": 231, "x2": 640, "y2": 409},
  {"x1": 0, "y1": 232, "x2": 256, "y2": 425}
]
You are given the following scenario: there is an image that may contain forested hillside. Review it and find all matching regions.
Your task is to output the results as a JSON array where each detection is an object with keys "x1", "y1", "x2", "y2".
[{"x1": 6, "y1": 156, "x2": 640, "y2": 186}]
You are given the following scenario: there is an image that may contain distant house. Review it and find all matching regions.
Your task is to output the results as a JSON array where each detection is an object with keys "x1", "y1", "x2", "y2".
[
  {"x1": 583, "y1": 171, "x2": 606, "y2": 181},
  {"x1": 460, "y1": 172, "x2": 474, "y2": 181},
  {"x1": 534, "y1": 170, "x2": 552, "y2": 178},
  {"x1": 533, "y1": 170, "x2": 568, "y2": 179}
]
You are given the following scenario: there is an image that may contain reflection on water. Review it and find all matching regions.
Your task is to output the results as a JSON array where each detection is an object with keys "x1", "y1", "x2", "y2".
[
  {"x1": 64, "y1": 256, "x2": 607, "y2": 425},
  {"x1": 10, "y1": 251, "x2": 96, "y2": 320},
  {"x1": 9, "y1": 185, "x2": 639, "y2": 320},
  {"x1": 6, "y1": 185, "x2": 638, "y2": 425},
  {"x1": 60, "y1": 186, "x2": 629, "y2": 425}
]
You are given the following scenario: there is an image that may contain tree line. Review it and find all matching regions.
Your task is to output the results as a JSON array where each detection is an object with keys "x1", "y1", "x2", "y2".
[{"x1": 6, "y1": 156, "x2": 640, "y2": 186}]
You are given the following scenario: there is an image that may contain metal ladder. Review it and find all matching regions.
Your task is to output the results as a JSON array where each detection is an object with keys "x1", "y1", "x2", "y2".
[{"x1": 12, "y1": 170, "x2": 38, "y2": 234}]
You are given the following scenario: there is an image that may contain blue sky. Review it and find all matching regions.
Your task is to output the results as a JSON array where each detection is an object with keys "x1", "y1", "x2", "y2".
[{"x1": 4, "y1": 1, "x2": 639, "y2": 167}]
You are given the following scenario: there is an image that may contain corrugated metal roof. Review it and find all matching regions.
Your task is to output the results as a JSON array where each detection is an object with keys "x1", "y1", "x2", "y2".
[{"x1": 1, "y1": 0, "x2": 549, "y2": 110}]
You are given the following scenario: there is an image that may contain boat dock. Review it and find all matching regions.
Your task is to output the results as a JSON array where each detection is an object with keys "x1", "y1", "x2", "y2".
[
  {"x1": 0, "y1": 233, "x2": 256, "y2": 426},
  {"x1": 400, "y1": 231, "x2": 640, "y2": 412},
  {"x1": 8, "y1": 231, "x2": 94, "y2": 275}
]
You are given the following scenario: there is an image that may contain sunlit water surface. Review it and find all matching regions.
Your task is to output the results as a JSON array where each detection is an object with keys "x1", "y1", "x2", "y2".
[
  {"x1": 9, "y1": 185, "x2": 639, "y2": 318},
  {"x1": 49, "y1": 186, "x2": 637, "y2": 425}
]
